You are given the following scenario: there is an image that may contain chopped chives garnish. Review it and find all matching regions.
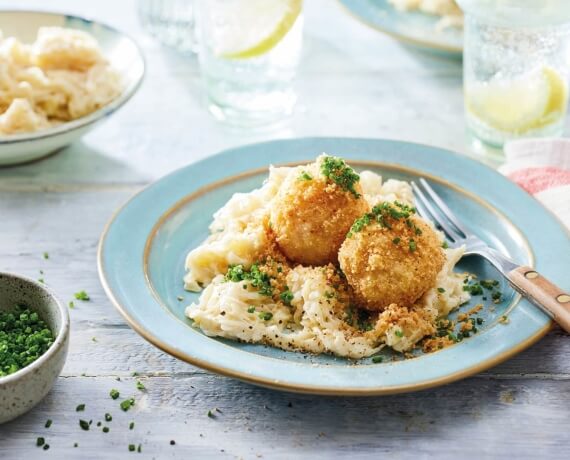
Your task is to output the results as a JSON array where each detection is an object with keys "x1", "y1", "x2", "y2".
[
  {"x1": 120, "y1": 398, "x2": 135, "y2": 412},
  {"x1": 74, "y1": 291, "x2": 90, "y2": 301},
  {"x1": 258, "y1": 312, "x2": 273, "y2": 321},
  {"x1": 320, "y1": 156, "x2": 361, "y2": 198},
  {"x1": 280, "y1": 289, "x2": 294, "y2": 306},
  {"x1": 225, "y1": 263, "x2": 273, "y2": 296},
  {"x1": 0, "y1": 307, "x2": 54, "y2": 377},
  {"x1": 348, "y1": 201, "x2": 418, "y2": 237},
  {"x1": 463, "y1": 283, "x2": 483, "y2": 295}
]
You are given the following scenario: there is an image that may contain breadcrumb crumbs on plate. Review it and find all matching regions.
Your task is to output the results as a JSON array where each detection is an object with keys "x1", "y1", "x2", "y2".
[
  {"x1": 422, "y1": 336, "x2": 455, "y2": 353},
  {"x1": 499, "y1": 315, "x2": 510, "y2": 324}
]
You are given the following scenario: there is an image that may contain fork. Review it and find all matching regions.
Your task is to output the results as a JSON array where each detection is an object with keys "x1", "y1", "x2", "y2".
[{"x1": 412, "y1": 178, "x2": 570, "y2": 333}]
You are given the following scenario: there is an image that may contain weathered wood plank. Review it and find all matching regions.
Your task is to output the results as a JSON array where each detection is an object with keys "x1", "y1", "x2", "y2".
[
  {"x1": 1, "y1": 190, "x2": 569, "y2": 379},
  {"x1": 62, "y1": 326, "x2": 570, "y2": 378},
  {"x1": 0, "y1": 375, "x2": 568, "y2": 459}
]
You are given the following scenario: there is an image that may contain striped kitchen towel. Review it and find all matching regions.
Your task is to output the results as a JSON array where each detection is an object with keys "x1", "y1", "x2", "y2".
[{"x1": 500, "y1": 138, "x2": 570, "y2": 230}]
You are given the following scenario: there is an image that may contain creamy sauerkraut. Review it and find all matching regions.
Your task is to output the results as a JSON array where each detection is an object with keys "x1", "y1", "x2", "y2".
[
  {"x1": 184, "y1": 157, "x2": 471, "y2": 358},
  {"x1": 0, "y1": 27, "x2": 122, "y2": 135}
]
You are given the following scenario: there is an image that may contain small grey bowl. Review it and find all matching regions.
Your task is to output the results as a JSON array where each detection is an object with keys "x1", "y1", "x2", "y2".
[{"x1": 0, "y1": 272, "x2": 69, "y2": 424}]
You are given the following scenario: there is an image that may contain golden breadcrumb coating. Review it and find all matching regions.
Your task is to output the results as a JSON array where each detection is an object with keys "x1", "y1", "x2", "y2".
[
  {"x1": 339, "y1": 213, "x2": 444, "y2": 310},
  {"x1": 270, "y1": 166, "x2": 368, "y2": 266}
]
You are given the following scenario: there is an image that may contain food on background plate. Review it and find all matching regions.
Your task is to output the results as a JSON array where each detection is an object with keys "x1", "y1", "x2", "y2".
[
  {"x1": 0, "y1": 27, "x2": 122, "y2": 135},
  {"x1": 184, "y1": 154, "x2": 474, "y2": 359},
  {"x1": 388, "y1": 0, "x2": 463, "y2": 30}
]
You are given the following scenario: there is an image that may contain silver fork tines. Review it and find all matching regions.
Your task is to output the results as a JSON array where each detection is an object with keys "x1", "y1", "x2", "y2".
[
  {"x1": 411, "y1": 181, "x2": 465, "y2": 243},
  {"x1": 419, "y1": 178, "x2": 470, "y2": 237},
  {"x1": 412, "y1": 178, "x2": 570, "y2": 333},
  {"x1": 411, "y1": 178, "x2": 517, "y2": 273}
]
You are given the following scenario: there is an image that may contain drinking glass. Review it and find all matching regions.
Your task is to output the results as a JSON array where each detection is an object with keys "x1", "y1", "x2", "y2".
[
  {"x1": 194, "y1": 0, "x2": 304, "y2": 126},
  {"x1": 138, "y1": 0, "x2": 198, "y2": 54},
  {"x1": 457, "y1": 0, "x2": 570, "y2": 148}
]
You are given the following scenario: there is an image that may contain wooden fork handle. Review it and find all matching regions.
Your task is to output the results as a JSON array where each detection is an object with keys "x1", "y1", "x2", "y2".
[{"x1": 508, "y1": 266, "x2": 570, "y2": 333}]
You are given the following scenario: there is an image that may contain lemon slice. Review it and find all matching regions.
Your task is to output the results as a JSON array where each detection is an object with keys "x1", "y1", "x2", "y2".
[
  {"x1": 466, "y1": 66, "x2": 568, "y2": 134},
  {"x1": 206, "y1": 0, "x2": 302, "y2": 59},
  {"x1": 541, "y1": 66, "x2": 568, "y2": 124}
]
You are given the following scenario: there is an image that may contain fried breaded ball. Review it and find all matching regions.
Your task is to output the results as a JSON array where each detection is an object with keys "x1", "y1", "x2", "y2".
[
  {"x1": 339, "y1": 203, "x2": 444, "y2": 310},
  {"x1": 270, "y1": 156, "x2": 368, "y2": 266}
]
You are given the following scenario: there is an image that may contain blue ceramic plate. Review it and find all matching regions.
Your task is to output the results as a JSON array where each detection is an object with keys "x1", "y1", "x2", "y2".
[
  {"x1": 98, "y1": 138, "x2": 568, "y2": 395},
  {"x1": 338, "y1": 0, "x2": 463, "y2": 56}
]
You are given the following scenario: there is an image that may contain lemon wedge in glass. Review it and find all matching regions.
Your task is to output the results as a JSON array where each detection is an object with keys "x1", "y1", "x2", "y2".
[
  {"x1": 207, "y1": 0, "x2": 303, "y2": 59},
  {"x1": 466, "y1": 66, "x2": 568, "y2": 134}
]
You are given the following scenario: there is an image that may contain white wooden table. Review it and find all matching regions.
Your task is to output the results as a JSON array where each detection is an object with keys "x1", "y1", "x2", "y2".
[{"x1": 1, "y1": 0, "x2": 569, "y2": 458}]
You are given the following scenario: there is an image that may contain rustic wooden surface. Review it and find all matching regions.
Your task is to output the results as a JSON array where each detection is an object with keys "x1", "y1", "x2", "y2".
[{"x1": 0, "y1": 0, "x2": 569, "y2": 458}]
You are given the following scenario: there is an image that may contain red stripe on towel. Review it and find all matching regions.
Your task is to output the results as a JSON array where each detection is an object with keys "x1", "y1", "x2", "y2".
[{"x1": 507, "y1": 166, "x2": 570, "y2": 195}]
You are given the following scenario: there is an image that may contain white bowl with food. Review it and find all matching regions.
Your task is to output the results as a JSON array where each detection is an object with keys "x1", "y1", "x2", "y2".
[{"x1": 0, "y1": 11, "x2": 145, "y2": 166}]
